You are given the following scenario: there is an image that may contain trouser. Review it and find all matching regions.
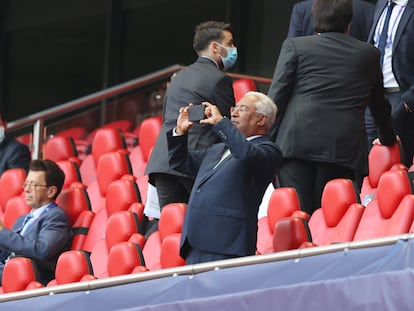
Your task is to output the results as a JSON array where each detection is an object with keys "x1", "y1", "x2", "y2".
[{"x1": 276, "y1": 158, "x2": 357, "y2": 216}]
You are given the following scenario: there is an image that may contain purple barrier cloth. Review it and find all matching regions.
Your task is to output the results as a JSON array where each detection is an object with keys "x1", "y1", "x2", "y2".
[{"x1": 2, "y1": 239, "x2": 414, "y2": 310}]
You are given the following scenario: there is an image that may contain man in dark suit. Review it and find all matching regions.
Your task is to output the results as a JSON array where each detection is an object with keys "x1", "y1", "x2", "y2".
[
  {"x1": 268, "y1": 0, "x2": 397, "y2": 216},
  {"x1": 145, "y1": 21, "x2": 236, "y2": 232},
  {"x1": 168, "y1": 92, "x2": 282, "y2": 264},
  {"x1": 287, "y1": 0, "x2": 374, "y2": 41},
  {"x1": 365, "y1": 0, "x2": 414, "y2": 167},
  {"x1": 0, "y1": 159, "x2": 72, "y2": 285},
  {"x1": 0, "y1": 112, "x2": 31, "y2": 176}
]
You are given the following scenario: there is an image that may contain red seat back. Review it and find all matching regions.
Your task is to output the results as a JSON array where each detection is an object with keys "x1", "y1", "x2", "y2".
[
  {"x1": 0, "y1": 168, "x2": 26, "y2": 214},
  {"x1": 309, "y1": 178, "x2": 364, "y2": 245},
  {"x1": 108, "y1": 241, "x2": 147, "y2": 277},
  {"x1": 138, "y1": 116, "x2": 162, "y2": 162},
  {"x1": 56, "y1": 185, "x2": 92, "y2": 226},
  {"x1": 232, "y1": 78, "x2": 257, "y2": 103},
  {"x1": 360, "y1": 142, "x2": 404, "y2": 205},
  {"x1": 50, "y1": 250, "x2": 95, "y2": 285},
  {"x1": 273, "y1": 217, "x2": 313, "y2": 252},
  {"x1": 2, "y1": 257, "x2": 43, "y2": 293},
  {"x1": 354, "y1": 170, "x2": 414, "y2": 240},
  {"x1": 4, "y1": 195, "x2": 31, "y2": 229}
]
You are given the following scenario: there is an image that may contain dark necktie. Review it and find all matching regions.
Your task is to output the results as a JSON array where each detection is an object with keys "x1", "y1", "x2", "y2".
[
  {"x1": 378, "y1": 1, "x2": 396, "y2": 66},
  {"x1": 20, "y1": 213, "x2": 34, "y2": 235}
]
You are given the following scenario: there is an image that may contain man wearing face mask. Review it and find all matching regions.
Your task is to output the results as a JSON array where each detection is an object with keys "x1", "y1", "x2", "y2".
[
  {"x1": 0, "y1": 111, "x2": 31, "y2": 177},
  {"x1": 145, "y1": 21, "x2": 237, "y2": 235}
]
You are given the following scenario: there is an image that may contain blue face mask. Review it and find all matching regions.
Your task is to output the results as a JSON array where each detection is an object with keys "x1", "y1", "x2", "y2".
[{"x1": 217, "y1": 43, "x2": 238, "y2": 70}]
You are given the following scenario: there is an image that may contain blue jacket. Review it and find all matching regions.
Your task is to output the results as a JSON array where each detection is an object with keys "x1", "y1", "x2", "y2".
[{"x1": 168, "y1": 118, "x2": 282, "y2": 258}]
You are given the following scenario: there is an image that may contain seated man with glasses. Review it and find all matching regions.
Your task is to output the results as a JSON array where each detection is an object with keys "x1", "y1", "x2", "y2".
[{"x1": 0, "y1": 159, "x2": 72, "y2": 285}]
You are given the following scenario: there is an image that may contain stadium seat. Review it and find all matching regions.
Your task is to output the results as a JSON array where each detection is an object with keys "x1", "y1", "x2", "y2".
[
  {"x1": 56, "y1": 160, "x2": 83, "y2": 189},
  {"x1": 308, "y1": 178, "x2": 365, "y2": 245},
  {"x1": 354, "y1": 170, "x2": 414, "y2": 241},
  {"x1": 87, "y1": 150, "x2": 133, "y2": 213},
  {"x1": 232, "y1": 78, "x2": 257, "y2": 103},
  {"x1": 90, "y1": 210, "x2": 143, "y2": 278},
  {"x1": 273, "y1": 217, "x2": 314, "y2": 252},
  {"x1": 70, "y1": 209, "x2": 95, "y2": 251},
  {"x1": 143, "y1": 202, "x2": 187, "y2": 270},
  {"x1": 3, "y1": 195, "x2": 31, "y2": 229},
  {"x1": 47, "y1": 250, "x2": 96, "y2": 286},
  {"x1": 79, "y1": 127, "x2": 128, "y2": 186},
  {"x1": 159, "y1": 233, "x2": 185, "y2": 268},
  {"x1": 360, "y1": 142, "x2": 405, "y2": 206},
  {"x1": 107, "y1": 241, "x2": 148, "y2": 277},
  {"x1": 43, "y1": 136, "x2": 81, "y2": 166},
  {"x1": 54, "y1": 127, "x2": 87, "y2": 140},
  {"x1": 0, "y1": 257, "x2": 43, "y2": 293},
  {"x1": 256, "y1": 187, "x2": 309, "y2": 255},
  {"x1": 82, "y1": 175, "x2": 142, "y2": 253},
  {"x1": 0, "y1": 168, "x2": 26, "y2": 220},
  {"x1": 56, "y1": 184, "x2": 92, "y2": 226}
]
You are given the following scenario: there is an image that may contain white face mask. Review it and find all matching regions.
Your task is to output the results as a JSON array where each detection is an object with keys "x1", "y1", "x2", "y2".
[{"x1": 0, "y1": 126, "x2": 5, "y2": 143}]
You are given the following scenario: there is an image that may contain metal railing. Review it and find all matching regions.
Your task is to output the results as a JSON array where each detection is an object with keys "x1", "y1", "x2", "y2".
[{"x1": 7, "y1": 65, "x2": 272, "y2": 159}]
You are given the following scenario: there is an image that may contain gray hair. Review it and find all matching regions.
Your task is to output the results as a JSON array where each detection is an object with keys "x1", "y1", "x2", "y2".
[{"x1": 245, "y1": 91, "x2": 278, "y2": 130}]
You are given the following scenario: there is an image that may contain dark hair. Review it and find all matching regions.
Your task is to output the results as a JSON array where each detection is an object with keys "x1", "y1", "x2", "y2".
[
  {"x1": 312, "y1": 0, "x2": 353, "y2": 34},
  {"x1": 193, "y1": 21, "x2": 232, "y2": 52},
  {"x1": 29, "y1": 159, "x2": 65, "y2": 199}
]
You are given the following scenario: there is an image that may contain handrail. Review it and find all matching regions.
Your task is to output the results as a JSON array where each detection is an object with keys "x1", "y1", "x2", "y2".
[{"x1": 1, "y1": 233, "x2": 413, "y2": 303}]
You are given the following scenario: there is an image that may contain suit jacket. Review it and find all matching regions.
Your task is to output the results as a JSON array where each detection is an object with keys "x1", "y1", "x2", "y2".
[
  {"x1": 368, "y1": 0, "x2": 414, "y2": 112},
  {"x1": 287, "y1": 0, "x2": 374, "y2": 41},
  {"x1": 168, "y1": 118, "x2": 283, "y2": 258},
  {"x1": 0, "y1": 202, "x2": 72, "y2": 284},
  {"x1": 0, "y1": 134, "x2": 31, "y2": 176},
  {"x1": 145, "y1": 57, "x2": 235, "y2": 180},
  {"x1": 268, "y1": 33, "x2": 395, "y2": 175}
]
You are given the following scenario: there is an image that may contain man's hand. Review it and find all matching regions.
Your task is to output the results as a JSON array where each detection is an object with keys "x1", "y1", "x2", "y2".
[
  {"x1": 200, "y1": 102, "x2": 224, "y2": 125},
  {"x1": 176, "y1": 105, "x2": 194, "y2": 135}
]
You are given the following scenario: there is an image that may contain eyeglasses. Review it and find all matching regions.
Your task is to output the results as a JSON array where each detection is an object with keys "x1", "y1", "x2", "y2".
[
  {"x1": 22, "y1": 182, "x2": 48, "y2": 190},
  {"x1": 230, "y1": 105, "x2": 250, "y2": 113}
]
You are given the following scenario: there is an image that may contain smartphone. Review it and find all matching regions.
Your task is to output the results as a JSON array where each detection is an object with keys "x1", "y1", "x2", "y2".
[{"x1": 188, "y1": 104, "x2": 206, "y2": 122}]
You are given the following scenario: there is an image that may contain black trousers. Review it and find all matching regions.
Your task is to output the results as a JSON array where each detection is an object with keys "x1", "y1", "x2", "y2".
[{"x1": 276, "y1": 158, "x2": 357, "y2": 216}]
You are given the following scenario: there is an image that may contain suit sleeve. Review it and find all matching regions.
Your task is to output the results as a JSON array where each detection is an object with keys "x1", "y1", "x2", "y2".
[
  {"x1": 367, "y1": 50, "x2": 396, "y2": 146},
  {"x1": 267, "y1": 39, "x2": 298, "y2": 140},
  {"x1": 167, "y1": 129, "x2": 208, "y2": 177},
  {"x1": 287, "y1": 4, "x2": 303, "y2": 38},
  {"x1": 0, "y1": 209, "x2": 71, "y2": 260},
  {"x1": 210, "y1": 74, "x2": 235, "y2": 117},
  {"x1": 7, "y1": 142, "x2": 31, "y2": 172}
]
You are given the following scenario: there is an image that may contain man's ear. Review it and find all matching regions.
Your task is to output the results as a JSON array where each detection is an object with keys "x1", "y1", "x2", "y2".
[{"x1": 47, "y1": 186, "x2": 58, "y2": 199}]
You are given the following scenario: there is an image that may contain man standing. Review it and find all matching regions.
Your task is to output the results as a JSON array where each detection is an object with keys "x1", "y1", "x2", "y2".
[
  {"x1": 287, "y1": 0, "x2": 374, "y2": 41},
  {"x1": 365, "y1": 0, "x2": 414, "y2": 167},
  {"x1": 0, "y1": 159, "x2": 72, "y2": 285},
  {"x1": 169, "y1": 92, "x2": 282, "y2": 264},
  {"x1": 268, "y1": 0, "x2": 397, "y2": 216},
  {"x1": 0, "y1": 111, "x2": 31, "y2": 176},
  {"x1": 145, "y1": 21, "x2": 236, "y2": 233}
]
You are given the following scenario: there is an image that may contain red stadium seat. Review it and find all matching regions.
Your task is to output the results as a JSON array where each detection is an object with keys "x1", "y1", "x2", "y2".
[
  {"x1": 107, "y1": 241, "x2": 147, "y2": 277},
  {"x1": 273, "y1": 217, "x2": 314, "y2": 252},
  {"x1": 47, "y1": 250, "x2": 96, "y2": 286},
  {"x1": 43, "y1": 136, "x2": 81, "y2": 166},
  {"x1": 0, "y1": 257, "x2": 43, "y2": 293},
  {"x1": 232, "y1": 78, "x2": 257, "y2": 103},
  {"x1": 0, "y1": 168, "x2": 26, "y2": 219},
  {"x1": 3, "y1": 195, "x2": 31, "y2": 229},
  {"x1": 56, "y1": 184, "x2": 92, "y2": 226},
  {"x1": 56, "y1": 160, "x2": 83, "y2": 189},
  {"x1": 308, "y1": 179, "x2": 365, "y2": 245},
  {"x1": 256, "y1": 187, "x2": 309, "y2": 255},
  {"x1": 360, "y1": 142, "x2": 405, "y2": 206},
  {"x1": 354, "y1": 170, "x2": 414, "y2": 241}
]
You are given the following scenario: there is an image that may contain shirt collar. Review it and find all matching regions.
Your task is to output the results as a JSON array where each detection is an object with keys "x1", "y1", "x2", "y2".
[
  {"x1": 392, "y1": 0, "x2": 408, "y2": 6},
  {"x1": 31, "y1": 202, "x2": 53, "y2": 219}
]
